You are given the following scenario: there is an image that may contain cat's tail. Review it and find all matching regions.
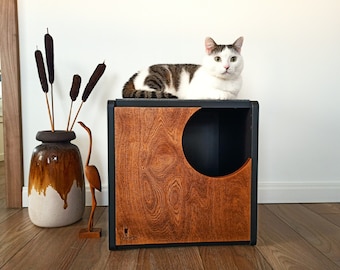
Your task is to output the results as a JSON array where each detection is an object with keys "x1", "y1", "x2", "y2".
[{"x1": 122, "y1": 73, "x2": 177, "y2": 98}]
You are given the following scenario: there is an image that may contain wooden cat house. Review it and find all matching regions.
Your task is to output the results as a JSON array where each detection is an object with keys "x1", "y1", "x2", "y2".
[{"x1": 108, "y1": 99, "x2": 259, "y2": 249}]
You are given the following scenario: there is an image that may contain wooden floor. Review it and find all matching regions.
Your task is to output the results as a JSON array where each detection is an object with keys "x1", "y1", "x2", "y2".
[
  {"x1": 0, "y1": 204, "x2": 339, "y2": 269},
  {"x1": 0, "y1": 161, "x2": 5, "y2": 208}
]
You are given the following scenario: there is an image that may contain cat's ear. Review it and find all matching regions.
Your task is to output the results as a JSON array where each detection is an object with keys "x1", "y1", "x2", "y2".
[
  {"x1": 233, "y1": 37, "x2": 244, "y2": 53},
  {"x1": 205, "y1": 37, "x2": 217, "y2": 55}
]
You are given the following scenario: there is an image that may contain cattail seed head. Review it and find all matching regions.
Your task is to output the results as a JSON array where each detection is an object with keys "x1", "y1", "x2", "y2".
[
  {"x1": 70, "y1": 74, "x2": 81, "y2": 101},
  {"x1": 81, "y1": 62, "x2": 106, "y2": 102},
  {"x1": 35, "y1": 50, "x2": 48, "y2": 93},
  {"x1": 44, "y1": 32, "x2": 54, "y2": 84}
]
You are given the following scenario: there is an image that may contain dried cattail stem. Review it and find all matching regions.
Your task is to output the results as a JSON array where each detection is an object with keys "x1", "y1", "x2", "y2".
[
  {"x1": 35, "y1": 49, "x2": 54, "y2": 131},
  {"x1": 66, "y1": 74, "x2": 81, "y2": 131},
  {"x1": 50, "y1": 84, "x2": 55, "y2": 131},
  {"x1": 69, "y1": 62, "x2": 106, "y2": 131},
  {"x1": 45, "y1": 93, "x2": 54, "y2": 132},
  {"x1": 66, "y1": 102, "x2": 74, "y2": 132},
  {"x1": 69, "y1": 102, "x2": 84, "y2": 131}
]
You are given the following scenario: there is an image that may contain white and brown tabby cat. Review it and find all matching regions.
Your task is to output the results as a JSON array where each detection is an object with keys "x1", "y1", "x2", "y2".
[{"x1": 122, "y1": 37, "x2": 244, "y2": 99}]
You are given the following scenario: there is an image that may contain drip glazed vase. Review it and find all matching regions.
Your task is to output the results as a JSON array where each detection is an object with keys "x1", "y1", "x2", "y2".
[{"x1": 28, "y1": 131, "x2": 85, "y2": 227}]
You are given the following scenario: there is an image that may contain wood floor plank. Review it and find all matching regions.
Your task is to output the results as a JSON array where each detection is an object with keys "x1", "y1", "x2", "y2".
[
  {"x1": 199, "y1": 245, "x2": 272, "y2": 270},
  {"x1": 69, "y1": 208, "x2": 110, "y2": 269},
  {"x1": 2, "y1": 207, "x2": 103, "y2": 270},
  {"x1": 105, "y1": 248, "x2": 140, "y2": 270},
  {"x1": 0, "y1": 198, "x2": 5, "y2": 209},
  {"x1": 0, "y1": 183, "x2": 5, "y2": 208},
  {"x1": 0, "y1": 207, "x2": 21, "y2": 223},
  {"x1": 2, "y1": 204, "x2": 340, "y2": 269},
  {"x1": 267, "y1": 204, "x2": 340, "y2": 267},
  {"x1": 303, "y1": 203, "x2": 340, "y2": 227},
  {"x1": 136, "y1": 246, "x2": 204, "y2": 270},
  {"x1": 257, "y1": 205, "x2": 339, "y2": 270},
  {"x1": 303, "y1": 203, "x2": 340, "y2": 214},
  {"x1": 315, "y1": 214, "x2": 340, "y2": 228},
  {"x1": 0, "y1": 208, "x2": 41, "y2": 269},
  {"x1": 0, "y1": 161, "x2": 5, "y2": 208}
]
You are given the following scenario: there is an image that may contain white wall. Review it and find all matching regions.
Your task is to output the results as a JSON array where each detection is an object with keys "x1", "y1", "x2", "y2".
[{"x1": 18, "y1": 0, "x2": 340, "y2": 205}]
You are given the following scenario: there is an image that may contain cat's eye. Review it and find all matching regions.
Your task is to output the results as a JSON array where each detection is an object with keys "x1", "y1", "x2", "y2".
[
  {"x1": 214, "y1": 56, "x2": 221, "y2": 62},
  {"x1": 230, "y1": 56, "x2": 237, "y2": 62}
]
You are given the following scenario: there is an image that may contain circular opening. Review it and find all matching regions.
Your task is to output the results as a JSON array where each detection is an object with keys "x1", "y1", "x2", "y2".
[{"x1": 182, "y1": 108, "x2": 249, "y2": 177}]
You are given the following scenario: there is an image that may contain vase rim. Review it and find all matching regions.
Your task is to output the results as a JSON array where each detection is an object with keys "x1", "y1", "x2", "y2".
[{"x1": 36, "y1": 130, "x2": 76, "y2": 142}]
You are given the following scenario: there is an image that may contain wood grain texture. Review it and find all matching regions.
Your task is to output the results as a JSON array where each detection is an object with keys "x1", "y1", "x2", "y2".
[
  {"x1": 267, "y1": 204, "x2": 340, "y2": 267},
  {"x1": 114, "y1": 107, "x2": 252, "y2": 246},
  {"x1": 1, "y1": 205, "x2": 340, "y2": 269},
  {"x1": 2, "y1": 207, "x2": 104, "y2": 270},
  {"x1": 71, "y1": 209, "x2": 111, "y2": 269},
  {"x1": 106, "y1": 248, "x2": 139, "y2": 270},
  {"x1": 199, "y1": 245, "x2": 272, "y2": 270},
  {"x1": 0, "y1": 209, "x2": 41, "y2": 268},
  {"x1": 0, "y1": 161, "x2": 5, "y2": 208},
  {"x1": 137, "y1": 246, "x2": 204, "y2": 270},
  {"x1": 257, "y1": 205, "x2": 339, "y2": 270},
  {"x1": 303, "y1": 203, "x2": 340, "y2": 227},
  {"x1": 0, "y1": 0, "x2": 23, "y2": 208},
  {"x1": 0, "y1": 207, "x2": 20, "y2": 223}
]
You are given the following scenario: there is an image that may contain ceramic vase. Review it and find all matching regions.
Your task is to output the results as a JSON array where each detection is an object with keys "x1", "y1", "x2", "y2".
[{"x1": 28, "y1": 130, "x2": 85, "y2": 227}]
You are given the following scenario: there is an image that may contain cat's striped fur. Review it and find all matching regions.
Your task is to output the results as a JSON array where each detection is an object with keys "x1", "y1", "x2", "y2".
[{"x1": 122, "y1": 37, "x2": 244, "y2": 99}]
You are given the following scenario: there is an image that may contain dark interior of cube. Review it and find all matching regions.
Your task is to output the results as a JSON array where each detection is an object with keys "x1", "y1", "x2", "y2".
[{"x1": 182, "y1": 108, "x2": 251, "y2": 177}]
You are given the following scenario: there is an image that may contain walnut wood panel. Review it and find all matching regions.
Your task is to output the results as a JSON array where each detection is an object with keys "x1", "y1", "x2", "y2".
[
  {"x1": 0, "y1": 0, "x2": 23, "y2": 208},
  {"x1": 114, "y1": 107, "x2": 251, "y2": 246}
]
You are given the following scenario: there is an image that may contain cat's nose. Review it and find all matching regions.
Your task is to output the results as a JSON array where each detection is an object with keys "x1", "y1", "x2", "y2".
[{"x1": 224, "y1": 65, "x2": 230, "y2": 70}]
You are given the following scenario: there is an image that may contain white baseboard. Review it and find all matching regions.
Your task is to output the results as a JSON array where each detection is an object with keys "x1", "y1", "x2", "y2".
[
  {"x1": 258, "y1": 181, "x2": 340, "y2": 203},
  {"x1": 22, "y1": 181, "x2": 340, "y2": 207},
  {"x1": 22, "y1": 186, "x2": 109, "y2": 207}
]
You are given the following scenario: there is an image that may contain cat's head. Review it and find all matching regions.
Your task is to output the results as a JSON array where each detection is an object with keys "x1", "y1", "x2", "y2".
[{"x1": 202, "y1": 37, "x2": 244, "y2": 79}]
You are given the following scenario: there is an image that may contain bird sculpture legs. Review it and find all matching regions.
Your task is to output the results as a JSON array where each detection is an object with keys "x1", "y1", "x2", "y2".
[
  {"x1": 79, "y1": 186, "x2": 101, "y2": 238},
  {"x1": 79, "y1": 121, "x2": 102, "y2": 238},
  {"x1": 87, "y1": 186, "x2": 96, "y2": 232}
]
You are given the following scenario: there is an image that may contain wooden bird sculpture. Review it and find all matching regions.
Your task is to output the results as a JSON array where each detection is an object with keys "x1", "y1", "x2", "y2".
[{"x1": 78, "y1": 121, "x2": 102, "y2": 238}]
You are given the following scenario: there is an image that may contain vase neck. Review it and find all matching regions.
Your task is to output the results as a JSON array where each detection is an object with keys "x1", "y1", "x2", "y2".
[{"x1": 36, "y1": 131, "x2": 76, "y2": 143}]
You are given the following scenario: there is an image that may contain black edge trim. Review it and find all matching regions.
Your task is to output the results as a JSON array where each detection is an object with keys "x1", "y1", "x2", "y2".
[
  {"x1": 107, "y1": 100, "x2": 117, "y2": 250},
  {"x1": 114, "y1": 99, "x2": 252, "y2": 108},
  {"x1": 250, "y1": 101, "x2": 259, "y2": 245},
  {"x1": 110, "y1": 241, "x2": 253, "y2": 251}
]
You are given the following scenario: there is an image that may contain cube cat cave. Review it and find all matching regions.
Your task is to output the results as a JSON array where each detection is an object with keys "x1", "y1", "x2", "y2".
[{"x1": 108, "y1": 99, "x2": 259, "y2": 250}]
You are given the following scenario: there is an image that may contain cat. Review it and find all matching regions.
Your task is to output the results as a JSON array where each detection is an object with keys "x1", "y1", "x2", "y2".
[{"x1": 122, "y1": 36, "x2": 244, "y2": 99}]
